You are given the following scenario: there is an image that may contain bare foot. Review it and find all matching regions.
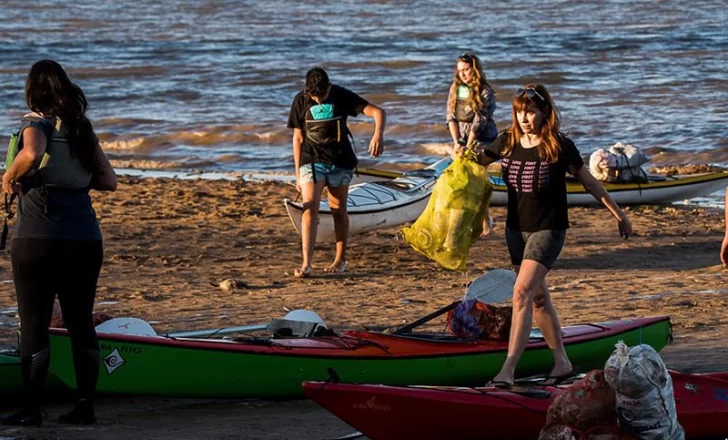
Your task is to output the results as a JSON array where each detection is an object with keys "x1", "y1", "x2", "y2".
[
  {"x1": 323, "y1": 261, "x2": 346, "y2": 274},
  {"x1": 480, "y1": 216, "x2": 494, "y2": 238},
  {"x1": 547, "y1": 360, "x2": 573, "y2": 379},
  {"x1": 294, "y1": 266, "x2": 312, "y2": 278}
]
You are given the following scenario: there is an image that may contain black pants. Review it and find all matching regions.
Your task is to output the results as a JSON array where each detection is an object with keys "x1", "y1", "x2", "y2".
[{"x1": 11, "y1": 238, "x2": 103, "y2": 407}]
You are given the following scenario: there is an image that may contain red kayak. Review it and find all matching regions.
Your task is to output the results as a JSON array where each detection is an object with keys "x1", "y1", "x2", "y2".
[{"x1": 304, "y1": 371, "x2": 728, "y2": 439}]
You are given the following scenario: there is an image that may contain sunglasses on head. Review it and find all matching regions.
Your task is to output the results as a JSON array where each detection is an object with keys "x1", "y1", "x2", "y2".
[
  {"x1": 515, "y1": 87, "x2": 546, "y2": 103},
  {"x1": 458, "y1": 52, "x2": 475, "y2": 63}
]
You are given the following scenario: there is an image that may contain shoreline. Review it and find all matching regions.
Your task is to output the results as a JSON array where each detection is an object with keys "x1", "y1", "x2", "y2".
[{"x1": 121, "y1": 164, "x2": 728, "y2": 209}]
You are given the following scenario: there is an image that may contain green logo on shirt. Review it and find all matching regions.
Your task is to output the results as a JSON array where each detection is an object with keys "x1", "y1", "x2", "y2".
[
  {"x1": 457, "y1": 85, "x2": 471, "y2": 100},
  {"x1": 310, "y1": 104, "x2": 334, "y2": 120}
]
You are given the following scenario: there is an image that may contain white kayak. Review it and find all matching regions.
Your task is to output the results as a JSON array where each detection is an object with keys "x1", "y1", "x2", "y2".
[
  {"x1": 486, "y1": 171, "x2": 728, "y2": 205},
  {"x1": 284, "y1": 157, "x2": 452, "y2": 242}
]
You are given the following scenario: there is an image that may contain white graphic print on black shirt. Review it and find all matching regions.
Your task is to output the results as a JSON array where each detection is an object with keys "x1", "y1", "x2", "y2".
[
  {"x1": 484, "y1": 132, "x2": 584, "y2": 232},
  {"x1": 502, "y1": 157, "x2": 552, "y2": 194}
]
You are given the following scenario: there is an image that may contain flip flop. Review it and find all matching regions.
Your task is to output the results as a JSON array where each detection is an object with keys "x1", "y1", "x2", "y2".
[
  {"x1": 484, "y1": 381, "x2": 552, "y2": 398},
  {"x1": 484, "y1": 380, "x2": 515, "y2": 389},
  {"x1": 294, "y1": 267, "x2": 312, "y2": 278}
]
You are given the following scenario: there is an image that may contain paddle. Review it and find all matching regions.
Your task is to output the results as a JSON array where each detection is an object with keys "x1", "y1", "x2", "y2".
[
  {"x1": 95, "y1": 310, "x2": 327, "y2": 339},
  {"x1": 465, "y1": 269, "x2": 517, "y2": 304},
  {"x1": 393, "y1": 269, "x2": 516, "y2": 335},
  {"x1": 170, "y1": 309, "x2": 327, "y2": 338},
  {"x1": 95, "y1": 317, "x2": 159, "y2": 336}
]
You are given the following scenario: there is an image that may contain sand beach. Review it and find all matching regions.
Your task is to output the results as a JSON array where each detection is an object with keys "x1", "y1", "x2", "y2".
[{"x1": 0, "y1": 175, "x2": 725, "y2": 439}]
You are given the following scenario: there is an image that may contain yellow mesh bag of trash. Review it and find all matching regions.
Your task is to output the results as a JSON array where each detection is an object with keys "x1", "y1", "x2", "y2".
[{"x1": 401, "y1": 148, "x2": 493, "y2": 271}]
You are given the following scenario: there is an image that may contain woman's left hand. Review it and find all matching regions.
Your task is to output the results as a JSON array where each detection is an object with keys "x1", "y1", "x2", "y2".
[
  {"x1": 617, "y1": 215, "x2": 632, "y2": 239},
  {"x1": 369, "y1": 133, "x2": 384, "y2": 157}
]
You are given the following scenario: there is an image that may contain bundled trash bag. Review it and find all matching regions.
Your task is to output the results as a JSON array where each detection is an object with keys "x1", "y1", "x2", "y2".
[
  {"x1": 401, "y1": 150, "x2": 493, "y2": 271},
  {"x1": 604, "y1": 342, "x2": 684, "y2": 440},
  {"x1": 589, "y1": 142, "x2": 649, "y2": 183},
  {"x1": 542, "y1": 370, "x2": 619, "y2": 434},
  {"x1": 445, "y1": 299, "x2": 511, "y2": 340}
]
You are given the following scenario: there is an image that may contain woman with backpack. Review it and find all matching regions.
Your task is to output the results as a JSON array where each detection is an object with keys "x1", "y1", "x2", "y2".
[{"x1": 1, "y1": 59, "x2": 117, "y2": 426}]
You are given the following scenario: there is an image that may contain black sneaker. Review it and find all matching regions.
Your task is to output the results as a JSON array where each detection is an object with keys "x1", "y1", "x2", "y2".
[
  {"x1": 0, "y1": 407, "x2": 43, "y2": 426},
  {"x1": 57, "y1": 400, "x2": 96, "y2": 425}
]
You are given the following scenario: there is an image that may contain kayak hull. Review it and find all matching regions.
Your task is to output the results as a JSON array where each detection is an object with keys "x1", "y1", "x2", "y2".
[
  {"x1": 488, "y1": 172, "x2": 728, "y2": 206},
  {"x1": 0, "y1": 353, "x2": 22, "y2": 396},
  {"x1": 304, "y1": 370, "x2": 728, "y2": 439},
  {"x1": 47, "y1": 316, "x2": 671, "y2": 399},
  {"x1": 285, "y1": 157, "x2": 452, "y2": 242},
  {"x1": 355, "y1": 167, "x2": 728, "y2": 206},
  {"x1": 0, "y1": 351, "x2": 68, "y2": 396}
]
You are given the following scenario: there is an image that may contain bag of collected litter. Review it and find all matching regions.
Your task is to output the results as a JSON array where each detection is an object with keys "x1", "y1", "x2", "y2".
[
  {"x1": 604, "y1": 342, "x2": 684, "y2": 440},
  {"x1": 589, "y1": 142, "x2": 649, "y2": 183},
  {"x1": 539, "y1": 370, "x2": 641, "y2": 440},
  {"x1": 401, "y1": 147, "x2": 493, "y2": 271},
  {"x1": 543, "y1": 370, "x2": 618, "y2": 432},
  {"x1": 445, "y1": 299, "x2": 511, "y2": 340}
]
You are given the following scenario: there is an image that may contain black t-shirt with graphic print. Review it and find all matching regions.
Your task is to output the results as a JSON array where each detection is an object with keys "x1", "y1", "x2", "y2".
[
  {"x1": 484, "y1": 131, "x2": 584, "y2": 232},
  {"x1": 287, "y1": 84, "x2": 368, "y2": 170}
]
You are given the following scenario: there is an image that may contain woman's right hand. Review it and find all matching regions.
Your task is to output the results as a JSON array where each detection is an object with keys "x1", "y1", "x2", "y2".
[
  {"x1": 451, "y1": 142, "x2": 465, "y2": 160},
  {"x1": 1, "y1": 173, "x2": 20, "y2": 195},
  {"x1": 617, "y1": 214, "x2": 632, "y2": 239},
  {"x1": 295, "y1": 175, "x2": 301, "y2": 193}
]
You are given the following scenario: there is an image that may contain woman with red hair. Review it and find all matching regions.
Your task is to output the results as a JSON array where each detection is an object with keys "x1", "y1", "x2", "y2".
[{"x1": 461, "y1": 84, "x2": 632, "y2": 386}]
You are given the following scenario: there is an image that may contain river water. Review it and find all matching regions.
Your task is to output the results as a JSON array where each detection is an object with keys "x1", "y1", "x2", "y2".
[{"x1": 0, "y1": 0, "x2": 726, "y2": 187}]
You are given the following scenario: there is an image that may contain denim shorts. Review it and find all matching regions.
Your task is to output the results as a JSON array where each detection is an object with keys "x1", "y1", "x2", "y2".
[
  {"x1": 299, "y1": 163, "x2": 354, "y2": 187},
  {"x1": 505, "y1": 227, "x2": 566, "y2": 270}
]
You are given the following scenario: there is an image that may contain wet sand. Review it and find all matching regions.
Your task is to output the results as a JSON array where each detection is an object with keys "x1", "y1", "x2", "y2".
[{"x1": 0, "y1": 175, "x2": 726, "y2": 439}]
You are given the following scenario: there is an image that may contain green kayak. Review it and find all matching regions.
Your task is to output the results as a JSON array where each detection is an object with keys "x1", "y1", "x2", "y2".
[
  {"x1": 47, "y1": 316, "x2": 671, "y2": 399},
  {"x1": 0, "y1": 350, "x2": 68, "y2": 396},
  {"x1": 0, "y1": 352, "x2": 22, "y2": 396}
]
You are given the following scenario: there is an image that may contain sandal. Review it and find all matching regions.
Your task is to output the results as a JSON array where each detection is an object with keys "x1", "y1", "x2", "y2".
[{"x1": 485, "y1": 380, "x2": 515, "y2": 389}]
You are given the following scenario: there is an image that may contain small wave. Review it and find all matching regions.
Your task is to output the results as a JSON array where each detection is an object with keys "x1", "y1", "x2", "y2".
[
  {"x1": 163, "y1": 130, "x2": 289, "y2": 147},
  {"x1": 99, "y1": 128, "x2": 291, "y2": 152},
  {"x1": 94, "y1": 118, "x2": 162, "y2": 129},
  {"x1": 109, "y1": 159, "x2": 184, "y2": 170},
  {"x1": 71, "y1": 66, "x2": 168, "y2": 80},
  {"x1": 379, "y1": 60, "x2": 427, "y2": 69},
  {"x1": 420, "y1": 143, "x2": 453, "y2": 156},
  {"x1": 61, "y1": 18, "x2": 107, "y2": 29},
  {"x1": 645, "y1": 146, "x2": 728, "y2": 165},
  {"x1": 384, "y1": 123, "x2": 444, "y2": 137},
  {"x1": 101, "y1": 138, "x2": 146, "y2": 151},
  {"x1": 216, "y1": 154, "x2": 245, "y2": 164}
]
